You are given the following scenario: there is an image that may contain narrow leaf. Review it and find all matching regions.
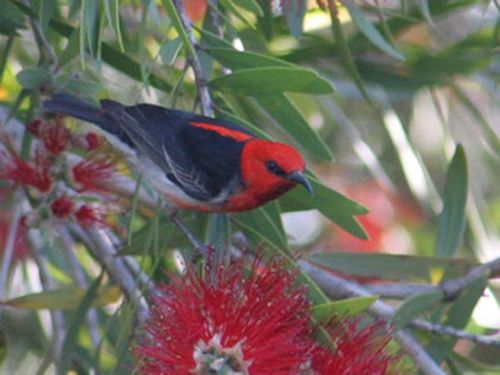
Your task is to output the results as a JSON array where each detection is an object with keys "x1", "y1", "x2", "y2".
[
  {"x1": 391, "y1": 291, "x2": 443, "y2": 327},
  {"x1": 1, "y1": 286, "x2": 121, "y2": 310},
  {"x1": 161, "y1": 0, "x2": 197, "y2": 58},
  {"x1": 435, "y1": 145, "x2": 468, "y2": 258},
  {"x1": 257, "y1": 94, "x2": 333, "y2": 161},
  {"x1": 308, "y1": 252, "x2": 477, "y2": 282},
  {"x1": 209, "y1": 67, "x2": 334, "y2": 95},
  {"x1": 16, "y1": 67, "x2": 50, "y2": 89},
  {"x1": 159, "y1": 37, "x2": 183, "y2": 65},
  {"x1": 233, "y1": 0, "x2": 263, "y2": 16},
  {"x1": 343, "y1": 0, "x2": 405, "y2": 61},
  {"x1": 59, "y1": 273, "x2": 104, "y2": 374},
  {"x1": 233, "y1": 203, "x2": 288, "y2": 250},
  {"x1": 104, "y1": 0, "x2": 125, "y2": 51},
  {"x1": 426, "y1": 277, "x2": 487, "y2": 363},
  {"x1": 281, "y1": 176, "x2": 368, "y2": 239},
  {"x1": 312, "y1": 296, "x2": 378, "y2": 322},
  {"x1": 205, "y1": 47, "x2": 293, "y2": 70},
  {"x1": 39, "y1": 0, "x2": 57, "y2": 39}
]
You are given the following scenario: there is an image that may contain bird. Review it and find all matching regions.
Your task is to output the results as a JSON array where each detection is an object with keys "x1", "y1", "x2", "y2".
[{"x1": 43, "y1": 92, "x2": 313, "y2": 212}]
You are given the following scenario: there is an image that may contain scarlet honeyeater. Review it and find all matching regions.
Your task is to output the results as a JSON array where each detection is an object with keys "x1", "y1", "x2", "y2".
[{"x1": 44, "y1": 92, "x2": 312, "y2": 212}]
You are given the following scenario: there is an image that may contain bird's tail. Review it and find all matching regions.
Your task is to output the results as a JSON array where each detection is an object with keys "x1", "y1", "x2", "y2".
[{"x1": 43, "y1": 92, "x2": 131, "y2": 144}]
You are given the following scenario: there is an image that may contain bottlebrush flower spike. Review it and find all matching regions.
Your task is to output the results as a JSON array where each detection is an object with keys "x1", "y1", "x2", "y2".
[
  {"x1": 75, "y1": 203, "x2": 112, "y2": 228},
  {"x1": 41, "y1": 117, "x2": 71, "y2": 155},
  {"x1": 0, "y1": 153, "x2": 52, "y2": 193},
  {"x1": 136, "y1": 258, "x2": 314, "y2": 374},
  {"x1": 50, "y1": 197, "x2": 76, "y2": 219},
  {"x1": 70, "y1": 155, "x2": 116, "y2": 192},
  {"x1": 311, "y1": 318, "x2": 396, "y2": 375}
]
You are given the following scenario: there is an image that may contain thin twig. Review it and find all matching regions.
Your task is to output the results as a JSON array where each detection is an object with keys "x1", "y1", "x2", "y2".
[
  {"x1": 171, "y1": 0, "x2": 213, "y2": 116},
  {"x1": 20, "y1": 0, "x2": 57, "y2": 65},
  {"x1": 410, "y1": 320, "x2": 500, "y2": 347},
  {"x1": 70, "y1": 225, "x2": 149, "y2": 324},
  {"x1": 299, "y1": 260, "x2": 447, "y2": 375}
]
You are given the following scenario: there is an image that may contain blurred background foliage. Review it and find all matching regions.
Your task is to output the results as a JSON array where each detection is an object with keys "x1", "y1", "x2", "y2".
[{"x1": 0, "y1": 0, "x2": 499, "y2": 374}]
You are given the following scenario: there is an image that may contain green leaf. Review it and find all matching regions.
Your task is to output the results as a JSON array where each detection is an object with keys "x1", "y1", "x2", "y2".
[
  {"x1": 233, "y1": 202, "x2": 288, "y2": 250},
  {"x1": 312, "y1": 296, "x2": 378, "y2": 322},
  {"x1": 329, "y1": 5, "x2": 372, "y2": 103},
  {"x1": 0, "y1": 330, "x2": 6, "y2": 365},
  {"x1": 59, "y1": 272, "x2": 104, "y2": 374},
  {"x1": 1, "y1": 286, "x2": 121, "y2": 310},
  {"x1": 343, "y1": 0, "x2": 405, "y2": 61},
  {"x1": 257, "y1": 94, "x2": 333, "y2": 161},
  {"x1": 435, "y1": 145, "x2": 468, "y2": 258},
  {"x1": 233, "y1": 0, "x2": 263, "y2": 16},
  {"x1": 104, "y1": 0, "x2": 124, "y2": 51},
  {"x1": 281, "y1": 176, "x2": 368, "y2": 239},
  {"x1": 61, "y1": 78, "x2": 101, "y2": 96},
  {"x1": 205, "y1": 47, "x2": 293, "y2": 70},
  {"x1": 159, "y1": 37, "x2": 183, "y2": 65},
  {"x1": 308, "y1": 252, "x2": 477, "y2": 282},
  {"x1": 58, "y1": 28, "x2": 80, "y2": 67},
  {"x1": 161, "y1": 0, "x2": 197, "y2": 58},
  {"x1": 39, "y1": 0, "x2": 57, "y2": 39},
  {"x1": 16, "y1": 67, "x2": 50, "y2": 89},
  {"x1": 426, "y1": 277, "x2": 487, "y2": 363},
  {"x1": 391, "y1": 291, "x2": 443, "y2": 327},
  {"x1": 0, "y1": 0, "x2": 25, "y2": 35},
  {"x1": 80, "y1": 0, "x2": 100, "y2": 63},
  {"x1": 209, "y1": 67, "x2": 334, "y2": 95},
  {"x1": 220, "y1": 0, "x2": 256, "y2": 29}
]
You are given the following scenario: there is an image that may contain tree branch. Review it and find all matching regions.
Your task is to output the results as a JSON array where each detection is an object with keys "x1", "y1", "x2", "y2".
[
  {"x1": 70, "y1": 225, "x2": 150, "y2": 324},
  {"x1": 299, "y1": 260, "x2": 447, "y2": 375},
  {"x1": 171, "y1": 0, "x2": 213, "y2": 116}
]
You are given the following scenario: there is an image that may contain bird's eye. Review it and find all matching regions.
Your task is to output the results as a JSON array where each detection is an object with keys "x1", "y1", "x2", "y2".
[{"x1": 266, "y1": 160, "x2": 285, "y2": 176}]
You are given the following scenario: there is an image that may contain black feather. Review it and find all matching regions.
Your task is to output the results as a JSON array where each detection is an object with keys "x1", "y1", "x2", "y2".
[{"x1": 43, "y1": 92, "x2": 253, "y2": 201}]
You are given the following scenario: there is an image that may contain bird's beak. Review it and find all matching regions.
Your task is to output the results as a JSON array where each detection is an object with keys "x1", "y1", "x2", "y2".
[{"x1": 286, "y1": 171, "x2": 313, "y2": 195}]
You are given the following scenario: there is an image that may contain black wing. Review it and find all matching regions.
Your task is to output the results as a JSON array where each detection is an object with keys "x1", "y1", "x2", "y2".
[{"x1": 103, "y1": 102, "x2": 250, "y2": 201}]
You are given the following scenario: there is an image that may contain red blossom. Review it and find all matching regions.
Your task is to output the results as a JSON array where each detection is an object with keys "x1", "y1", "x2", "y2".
[
  {"x1": 1, "y1": 153, "x2": 52, "y2": 193},
  {"x1": 311, "y1": 318, "x2": 396, "y2": 375},
  {"x1": 136, "y1": 258, "x2": 314, "y2": 374},
  {"x1": 75, "y1": 204, "x2": 107, "y2": 228},
  {"x1": 41, "y1": 118, "x2": 71, "y2": 155},
  {"x1": 50, "y1": 197, "x2": 76, "y2": 219},
  {"x1": 26, "y1": 118, "x2": 46, "y2": 136},
  {"x1": 70, "y1": 156, "x2": 115, "y2": 192},
  {"x1": 84, "y1": 132, "x2": 102, "y2": 151}
]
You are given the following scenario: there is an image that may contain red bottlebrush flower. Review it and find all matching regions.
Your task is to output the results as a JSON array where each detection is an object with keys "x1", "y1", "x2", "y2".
[
  {"x1": 50, "y1": 197, "x2": 76, "y2": 219},
  {"x1": 0, "y1": 153, "x2": 52, "y2": 193},
  {"x1": 26, "y1": 118, "x2": 46, "y2": 136},
  {"x1": 84, "y1": 131, "x2": 102, "y2": 151},
  {"x1": 41, "y1": 118, "x2": 71, "y2": 155},
  {"x1": 70, "y1": 155, "x2": 116, "y2": 192},
  {"x1": 136, "y1": 258, "x2": 314, "y2": 374},
  {"x1": 75, "y1": 204, "x2": 108, "y2": 228},
  {"x1": 311, "y1": 318, "x2": 396, "y2": 375}
]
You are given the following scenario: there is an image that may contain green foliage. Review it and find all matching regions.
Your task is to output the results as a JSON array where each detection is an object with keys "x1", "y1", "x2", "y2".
[{"x1": 0, "y1": 0, "x2": 498, "y2": 373}]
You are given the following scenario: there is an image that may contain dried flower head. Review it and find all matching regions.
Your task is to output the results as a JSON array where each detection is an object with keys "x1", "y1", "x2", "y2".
[{"x1": 136, "y1": 258, "x2": 314, "y2": 374}]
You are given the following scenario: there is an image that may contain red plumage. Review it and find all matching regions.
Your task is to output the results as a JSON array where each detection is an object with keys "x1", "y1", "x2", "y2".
[{"x1": 43, "y1": 92, "x2": 312, "y2": 212}]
